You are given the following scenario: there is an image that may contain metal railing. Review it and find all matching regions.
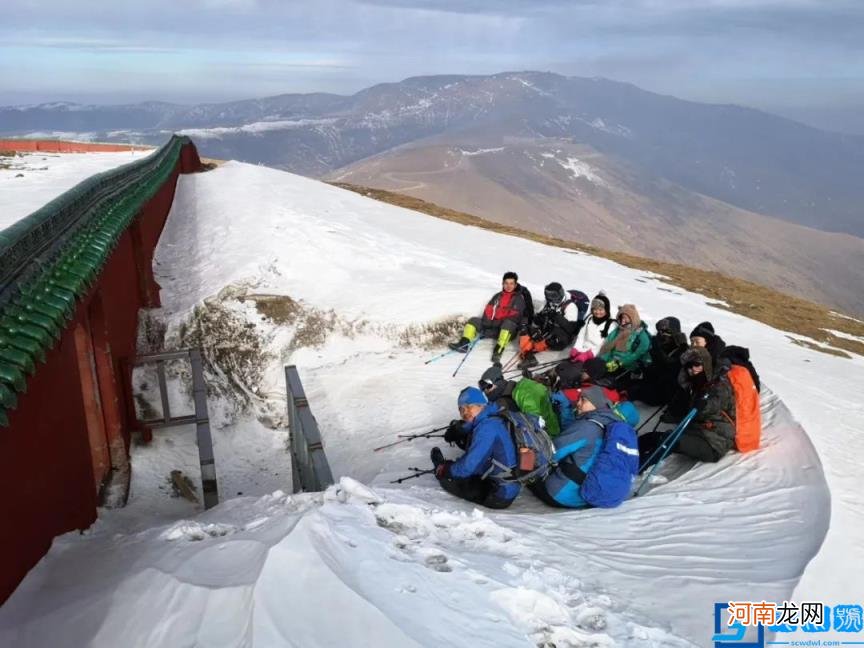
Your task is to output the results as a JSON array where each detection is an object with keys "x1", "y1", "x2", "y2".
[
  {"x1": 130, "y1": 348, "x2": 219, "y2": 509},
  {"x1": 285, "y1": 365, "x2": 334, "y2": 493}
]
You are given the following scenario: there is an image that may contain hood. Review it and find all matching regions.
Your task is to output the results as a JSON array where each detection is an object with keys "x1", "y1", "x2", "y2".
[{"x1": 617, "y1": 304, "x2": 642, "y2": 329}]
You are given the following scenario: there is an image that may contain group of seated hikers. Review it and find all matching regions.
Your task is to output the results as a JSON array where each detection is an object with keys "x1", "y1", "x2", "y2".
[{"x1": 429, "y1": 271, "x2": 762, "y2": 510}]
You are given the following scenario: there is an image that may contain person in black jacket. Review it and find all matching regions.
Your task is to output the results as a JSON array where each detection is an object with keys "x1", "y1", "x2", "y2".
[
  {"x1": 477, "y1": 364, "x2": 519, "y2": 412},
  {"x1": 629, "y1": 316, "x2": 690, "y2": 406},
  {"x1": 689, "y1": 321, "x2": 726, "y2": 368},
  {"x1": 517, "y1": 282, "x2": 582, "y2": 369},
  {"x1": 639, "y1": 346, "x2": 736, "y2": 466}
]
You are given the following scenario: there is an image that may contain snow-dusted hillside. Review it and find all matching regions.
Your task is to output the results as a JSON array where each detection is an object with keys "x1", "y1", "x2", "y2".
[
  {"x1": 1, "y1": 161, "x2": 861, "y2": 647},
  {"x1": 0, "y1": 149, "x2": 152, "y2": 229}
]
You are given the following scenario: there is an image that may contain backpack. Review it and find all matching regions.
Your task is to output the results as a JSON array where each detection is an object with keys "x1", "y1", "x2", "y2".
[
  {"x1": 612, "y1": 401, "x2": 640, "y2": 427},
  {"x1": 488, "y1": 410, "x2": 556, "y2": 484},
  {"x1": 724, "y1": 364, "x2": 761, "y2": 452},
  {"x1": 566, "y1": 290, "x2": 590, "y2": 321},
  {"x1": 578, "y1": 418, "x2": 640, "y2": 508},
  {"x1": 519, "y1": 285, "x2": 535, "y2": 326},
  {"x1": 550, "y1": 391, "x2": 575, "y2": 429},
  {"x1": 554, "y1": 359, "x2": 583, "y2": 390},
  {"x1": 721, "y1": 345, "x2": 761, "y2": 392}
]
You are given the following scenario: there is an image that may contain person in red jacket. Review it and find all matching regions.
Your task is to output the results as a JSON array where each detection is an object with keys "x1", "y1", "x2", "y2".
[{"x1": 449, "y1": 271, "x2": 531, "y2": 362}]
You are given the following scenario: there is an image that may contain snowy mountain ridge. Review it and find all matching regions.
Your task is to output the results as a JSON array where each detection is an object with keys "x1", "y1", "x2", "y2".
[
  {"x1": 3, "y1": 71, "x2": 863, "y2": 240},
  {"x1": 1, "y1": 160, "x2": 861, "y2": 647}
]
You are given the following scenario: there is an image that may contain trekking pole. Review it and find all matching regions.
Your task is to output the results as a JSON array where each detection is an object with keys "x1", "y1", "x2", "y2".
[
  {"x1": 452, "y1": 336, "x2": 481, "y2": 378},
  {"x1": 501, "y1": 351, "x2": 521, "y2": 373},
  {"x1": 503, "y1": 358, "x2": 560, "y2": 378},
  {"x1": 372, "y1": 425, "x2": 449, "y2": 452},
  {"x1": 389, "y1": 467, "x2": 436, "y2": 484},
  {"x1": 635, "y1": 408, "x2": 698, "y2": 496},
  {"x1": 424, "y1": 347, "x2": 461, "y2": 365},
  {"x1": 636, "y1": 405, "x2": 666, "y2": 433}
]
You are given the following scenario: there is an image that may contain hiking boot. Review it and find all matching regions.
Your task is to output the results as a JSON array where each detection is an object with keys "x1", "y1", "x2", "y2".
[
  {"x1": 448, "y1": 337, "x2": 470, "y2": 352},
  {"x1": 490, "y1": 345, "x2": 504, "y2": 363},
  {"x1": 517, "y1": 353, "x2": 538, "y2": 370},
  {"x1": 430, "y1": 447, "x2": 445, "y2": 467}
]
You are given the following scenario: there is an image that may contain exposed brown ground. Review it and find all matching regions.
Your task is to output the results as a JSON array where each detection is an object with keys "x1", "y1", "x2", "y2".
[
  {"x1": 332, "y1": 182, "x2": 864, "y2": 359},
  {"x1": 325, "y1": 141, "x2": 864, "y2": 316}
]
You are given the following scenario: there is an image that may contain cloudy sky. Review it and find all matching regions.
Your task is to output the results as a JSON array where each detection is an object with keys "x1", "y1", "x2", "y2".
[{"x1": 2, "y1": 0, "x2": 862, "y2": 132}]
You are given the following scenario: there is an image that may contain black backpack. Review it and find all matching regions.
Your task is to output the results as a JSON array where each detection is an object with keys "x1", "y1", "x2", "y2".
[{"x1": 519, "y1": 285, "x2": 535, "y2": 326}]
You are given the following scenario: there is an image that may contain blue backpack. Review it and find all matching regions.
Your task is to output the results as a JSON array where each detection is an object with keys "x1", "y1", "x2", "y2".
[
  {"x1": 612, "y1": 401, "x2": 640, "y2": 427},
  {"x1": 579, "y1": 419, "x2": 640, "y2": 508}
]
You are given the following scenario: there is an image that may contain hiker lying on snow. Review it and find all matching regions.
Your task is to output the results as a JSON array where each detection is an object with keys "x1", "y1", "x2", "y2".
[
  {"x1": 477, "y1": 364, "x2": 560, "y2": 437},
  {"x1": 431, "y1": 387, "x2": 521, "y2": 509},
  {"x1": 449, "y1": 271, "x2": 533, "y2": 363},
  {"x1": 570, "y1": 292, "x2": 614, "y2": 364},
  {"x1": 517, "y1": 282, "x2": 582, "y2": 370},
  {"x1": 529, "y1": 386, "x2": 639, "y2": 509},
  {"x1": 638, "y1": 346, "x2": 735, "y2": 466}
]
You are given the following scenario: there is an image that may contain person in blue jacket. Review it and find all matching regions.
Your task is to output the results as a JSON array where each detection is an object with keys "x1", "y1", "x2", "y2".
[
  {"x1": 430, "y1": 386, "x2": 520, "y2": 509},
  {"x1": 529, "y1": 386, "x2": 639, "y2": 508}
]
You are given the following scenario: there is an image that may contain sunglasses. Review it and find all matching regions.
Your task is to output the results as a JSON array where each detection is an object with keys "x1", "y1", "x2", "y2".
[{"x1": 684, "y1": 361, "x2": 704, "y2": 370}]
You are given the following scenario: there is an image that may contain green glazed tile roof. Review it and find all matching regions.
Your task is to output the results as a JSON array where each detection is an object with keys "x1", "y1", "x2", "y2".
[{"x1": 0, "y1": 135, "x2": 192, "y2": 427}]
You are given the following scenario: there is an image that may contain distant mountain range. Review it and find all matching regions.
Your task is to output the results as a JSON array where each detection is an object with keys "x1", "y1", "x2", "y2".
[{"x1": 3, "y1": 71, "x2": 863, "y2": 312}]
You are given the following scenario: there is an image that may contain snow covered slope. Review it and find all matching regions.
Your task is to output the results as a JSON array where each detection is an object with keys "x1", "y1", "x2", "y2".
[
  {"x1": 0, "y1": 149, "x2": 152, "y2": 229},
  {"x1": 2, "y1": 161, "x2": 861, "y2": 647}
]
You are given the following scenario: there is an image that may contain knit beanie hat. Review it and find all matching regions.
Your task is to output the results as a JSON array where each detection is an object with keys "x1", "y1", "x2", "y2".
[
  {"x1": 689, "y1": 321, "x2": 715, "y2": 340},
  {"x1": 580, "y1": 385, "x2": 611, "y2": 411},
  {"x1": 458, "y1": 386, "x2": 488, "y2": 408},
  {"x1": 502, "y1": 271, "x2": 518, "y2": 282},
  {"x1": 590, "y1": 292, "x2": 610, "y2": 314},
  {"x1": 479, "y1": 365, "x2": 504, "y2": 389},
  {"x1": 656, "y1": 316, "x2": 682, "y2": 334}
]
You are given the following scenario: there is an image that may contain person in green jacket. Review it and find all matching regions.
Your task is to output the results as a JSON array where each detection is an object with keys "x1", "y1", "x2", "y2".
[
  {"x1": 598, "y1": 304, "x2": 651, "y2": 377},
  {"x1": 479, "y1": 365, "x2": 561, "y2": 437}
]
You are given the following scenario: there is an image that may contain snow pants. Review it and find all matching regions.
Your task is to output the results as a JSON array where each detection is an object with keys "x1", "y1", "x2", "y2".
[
  {"x1": 437, "y1": 475, "x2": 513, "y2": 509},
  {"x1": 638, "y1": 429, "x2": 721, "y2": 467}
]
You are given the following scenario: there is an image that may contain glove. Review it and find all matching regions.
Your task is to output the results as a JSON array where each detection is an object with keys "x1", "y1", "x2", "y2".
[
  {"x1": 606, "y1": 360, "x2": 621, "y2": 373},
  {"x1": 444, "y1": 419, "x2": 467, "y2": 445},
  {"x1": 435, "y1": 460, "x2": 453, "y2": 480}
]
